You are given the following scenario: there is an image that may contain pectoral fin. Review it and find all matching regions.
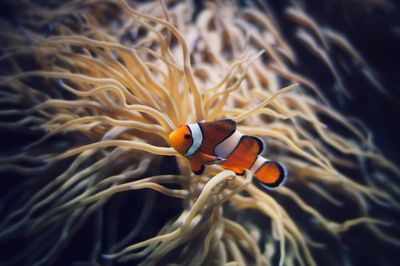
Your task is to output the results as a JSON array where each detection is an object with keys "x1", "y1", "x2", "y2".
[{"x1": 197, "y1": 152, "x2": 226, "y2": 165}]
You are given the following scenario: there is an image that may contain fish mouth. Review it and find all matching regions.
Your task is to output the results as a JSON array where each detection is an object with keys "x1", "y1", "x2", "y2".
[
  {"x1": 168, "y1": 130, "x2": 188, "y2": 155},
  {"x1": 168, "y1": 130, "x2": 178, "y2": 148}
]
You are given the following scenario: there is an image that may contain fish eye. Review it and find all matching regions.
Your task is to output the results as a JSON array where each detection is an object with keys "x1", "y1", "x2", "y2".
[{"x1": 184, "y1": 134, "x2": 191, "y2": 139}]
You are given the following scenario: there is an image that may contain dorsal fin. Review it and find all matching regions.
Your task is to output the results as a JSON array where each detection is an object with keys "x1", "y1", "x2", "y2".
[
  {"x1": 198, "y1": 119, "x2": 237, "y2": 156},
  {"x1": 210, "y1": 119, "x2": 237, "y2": 132},
  {"x1": 241, "y1": 135, "x2": 265, "y2": 155}
]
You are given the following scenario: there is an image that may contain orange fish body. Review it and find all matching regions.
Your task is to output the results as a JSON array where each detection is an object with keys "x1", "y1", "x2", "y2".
[{"x1": 168, "y1": 119, "x2": 287, "y2": 190}]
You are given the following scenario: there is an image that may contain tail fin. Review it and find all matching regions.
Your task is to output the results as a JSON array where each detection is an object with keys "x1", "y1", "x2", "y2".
[{"x1": 254, "y1": 160, "x2": 287, "y2": 190}]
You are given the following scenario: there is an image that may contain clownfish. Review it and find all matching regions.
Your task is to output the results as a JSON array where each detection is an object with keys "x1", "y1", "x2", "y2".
[{"x1": 168, "y1": 119, "x2": 287, "y2": 190}]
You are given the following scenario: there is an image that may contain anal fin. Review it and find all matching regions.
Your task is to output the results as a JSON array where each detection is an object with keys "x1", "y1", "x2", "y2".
[{"x1": 221, "y1": 165, "x2": 245, "y2": 175}]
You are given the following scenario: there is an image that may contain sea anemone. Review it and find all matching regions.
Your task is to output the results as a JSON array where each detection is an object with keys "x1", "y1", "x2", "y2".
[{"x1": 0, "y1": 0, "x2": 398, "y2": 265}]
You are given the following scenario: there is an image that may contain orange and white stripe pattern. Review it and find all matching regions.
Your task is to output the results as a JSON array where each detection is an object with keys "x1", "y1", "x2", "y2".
[{"x1": 168, "y1": 119, "x2": 287, "y2": 190}]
